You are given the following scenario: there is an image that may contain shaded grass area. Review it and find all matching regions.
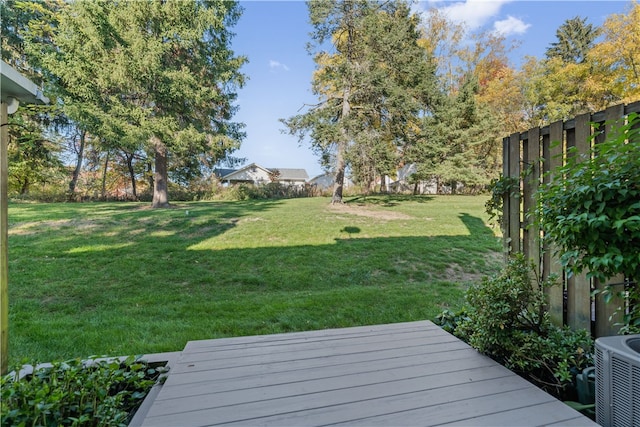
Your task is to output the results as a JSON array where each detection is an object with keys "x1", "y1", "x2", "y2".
[{"x1": 7, "y1": 195, "x2": 502, "y2": 363}]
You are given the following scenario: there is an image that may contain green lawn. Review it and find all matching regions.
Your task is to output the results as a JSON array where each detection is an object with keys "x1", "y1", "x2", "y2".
[{"x1": 7, "y1": 195, "x2": 502, "y2": 364}]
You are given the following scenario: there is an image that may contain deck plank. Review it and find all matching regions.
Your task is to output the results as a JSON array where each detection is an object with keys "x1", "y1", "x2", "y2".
[{"x1": 139, "y1": 321, "x2": 598, "y2": 427}]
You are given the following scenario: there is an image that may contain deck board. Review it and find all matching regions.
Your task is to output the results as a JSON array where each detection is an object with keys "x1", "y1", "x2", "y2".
[{"x1": 139, "y1": 321, "x2": 598, "y2": 427}]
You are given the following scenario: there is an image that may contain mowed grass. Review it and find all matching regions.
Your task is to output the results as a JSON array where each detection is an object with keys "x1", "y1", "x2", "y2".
[{"x1": 7, "y1": 195, "x2": 502, "y2": 364}]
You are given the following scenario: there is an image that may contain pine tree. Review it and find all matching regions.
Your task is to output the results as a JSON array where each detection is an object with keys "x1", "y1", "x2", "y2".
[
  {"x1": 546, "y1": 16, "x2": 599, "y2": 64},
  {"x1": 283, "y1": 0, "x2": 439, "y2": 201},
  {"x1": 28, "y1": 0, "x2": 246, "y2": 207}
]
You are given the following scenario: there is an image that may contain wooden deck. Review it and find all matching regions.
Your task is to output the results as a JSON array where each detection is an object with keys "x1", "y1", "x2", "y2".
[{"x1": 137, "y1": 321, "x2": 598, "y2": 426}]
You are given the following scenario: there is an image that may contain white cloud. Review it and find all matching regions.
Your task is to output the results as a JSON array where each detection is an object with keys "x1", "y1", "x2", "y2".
[
  {"x1": 269, "y1": 60, "x2": 290, "y2": 72},
  {"x1": 436, "y1": 0, "x2": 512, "y2": 30},
  {"x1": 493, "y1": 15, "x2": 531, "y2": 36}
]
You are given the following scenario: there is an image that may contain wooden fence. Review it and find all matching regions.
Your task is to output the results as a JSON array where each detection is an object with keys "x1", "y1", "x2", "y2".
[{"x1": 502, "y1": 101, "x2": 640, "y2": 338}]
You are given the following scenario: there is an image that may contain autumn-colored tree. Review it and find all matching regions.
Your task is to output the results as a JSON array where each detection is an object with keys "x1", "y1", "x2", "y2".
[
  {"x1": 408, "y1": 8, "x2": 509, "y2": 191},
  {"x1": 587, "y1": 1, "x2": 640, "y2": 104}
]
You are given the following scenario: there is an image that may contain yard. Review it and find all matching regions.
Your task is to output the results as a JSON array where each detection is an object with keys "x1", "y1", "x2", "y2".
[{"x1": 7, "y1": 195, "x2": 502, "y2": 365}]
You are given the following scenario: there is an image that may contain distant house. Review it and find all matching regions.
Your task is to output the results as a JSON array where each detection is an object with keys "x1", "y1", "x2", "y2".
[
  {"x1": 214, "y1": 163, "x2": 309, "y2": 187},
  {"x1": 389, "y1": 164, "x2": 438, "y2": 194}
]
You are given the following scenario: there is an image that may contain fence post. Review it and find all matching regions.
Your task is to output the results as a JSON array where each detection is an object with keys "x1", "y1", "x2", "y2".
[
  {"x1": 523, "y1": 127, "x2": 541, "y2": 280},
  {"x1": 543, "y1": 120, "x2": 565, "y2": 326},
  {"x1": 566, "y1": 112, "x2": 593, "y2": 331}
]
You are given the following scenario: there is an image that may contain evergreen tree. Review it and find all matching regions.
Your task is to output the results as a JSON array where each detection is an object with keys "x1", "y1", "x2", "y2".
[
  {"x1": 27, "y1": 0, "x2": 246, "y2": 207},
  {"x1": 546, "y1": 16, "x2": 599, "y2": 64},
  {"x1": 283, "y1": 0, "x2": 438, "y2": 201}
]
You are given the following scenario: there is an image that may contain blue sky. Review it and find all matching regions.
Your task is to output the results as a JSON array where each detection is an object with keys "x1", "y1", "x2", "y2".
[{"x1": 230, "y1": 0, "x2": 631, "y2": 179}]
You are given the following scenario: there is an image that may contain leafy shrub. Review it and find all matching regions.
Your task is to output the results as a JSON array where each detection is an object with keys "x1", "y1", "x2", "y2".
[
  {"x1": 536, "y1": 114, "x2": 639, "y2": 334},
  {"x1": 450, "y1": 254, "x2": 593, "y2": 399},
  {"x1": 1, "y1": 356, "x2": 167, "y2": 427},
  {"x1": 214, "y1": 182, "x2": 317, "y2": 201}
]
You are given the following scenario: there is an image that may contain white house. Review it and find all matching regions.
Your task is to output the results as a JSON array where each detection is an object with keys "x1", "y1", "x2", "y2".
[
  {"x1": 389, "y1": 163, "x2": 438, "y2": 194},
  {"x1": 215, "y1": 163, "x2": 309, "y2": 187}
]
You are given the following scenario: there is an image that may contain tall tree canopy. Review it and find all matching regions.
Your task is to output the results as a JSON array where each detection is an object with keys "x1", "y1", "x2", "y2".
[
  {"x1": 283, "y1": 0, "x2": 439, "y2": 202},
  {"x1": 27, "y1": 0, "x2": 246, "y2": 207},
  {"x1": 587, "y1": 1, "x2": 640, "y2": 104}
]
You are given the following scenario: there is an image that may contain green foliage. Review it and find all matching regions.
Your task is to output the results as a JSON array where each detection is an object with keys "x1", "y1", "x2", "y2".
[
  {"x1": 546, "y1": 16, "x2": 599, "y2": 64},
  {"x1": 537, "y1": 113, "x2": 640, "y2": 283},
  {"x1": 25, "y1": 0, "x2": 247, "y2": 207},
  {"x1": 415, "y1": 74, "x2": 501, "y2": 192},
  {"x1": 433, "y1": 308, "x2": 468, "y2": 334},
  {"x1": 283, "y1": 0, "x2": 439, "y2": 201},
  {"x1": 485, "y1": 174, "x2": 520, "y2": 228},
  {"x1": 452, "y1": 254, "x2": 593, "y2": 398},
  {"x1": 1, "y1": 356, "x2": 167, "y2": 427},
  {"x1": 594, "y1": 283, "x2": 640, "y2": 335}
]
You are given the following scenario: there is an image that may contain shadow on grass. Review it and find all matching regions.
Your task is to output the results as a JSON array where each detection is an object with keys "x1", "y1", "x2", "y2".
[
  {"x1": 345, "y1": 194, "x2": 435, "y2": 206},
  {"x1": 7, "y1": 200, "x2": 502, "y2": 362}
]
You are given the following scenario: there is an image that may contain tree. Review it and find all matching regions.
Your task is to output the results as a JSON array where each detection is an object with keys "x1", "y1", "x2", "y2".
[
  {"x1": 28, "y1": 0, "x2": 246, "y2": 207},
  {"x1": 587, "y1": 1, "x2": 640, "y2": 105},
  {"x1": 545, "y1": 16, "x2": 599, "y2": 64},
  {"x1": 6, "y1": 107, "x2": 64, "y2": 195},
  {"x1": 417, "y1": 74, "x2": 499, "y2": 193},
  {"x1": 2, "y1": 0, "x2": 68, "y2": 197},
  {"x1": 283, "y1": 0, "x2": 438, "y2": 202},
  {"x1": 283, "y1": 0, "x2": 368, "y2": 204},
  {"x1": 405, "y1": 10, "x2": 507, "y2": 193}
]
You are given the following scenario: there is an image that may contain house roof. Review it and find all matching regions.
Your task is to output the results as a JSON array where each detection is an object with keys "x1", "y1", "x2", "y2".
[
  {"x1": 273, "y1": 168, "x2": 309, "y2": 180},
  {"x1": 213, "y1": 168, "x2": 237, "y2": 178},
  {"x1": 217, "y1": 164, "x2": 309, "y2": 181},
  {"x1": 219, "y1": 163, "x2": 271, "y2": 181}
]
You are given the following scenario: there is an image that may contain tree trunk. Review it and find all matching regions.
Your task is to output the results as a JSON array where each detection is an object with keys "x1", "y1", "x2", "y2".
[
  {"x1": 101, "y1": 152, "x2": 109, "y2": 200},
  {"x1": 146, "y1": 162, "x2": 153, "y2": 193},
  {"x1": 19, "y1": 178, "x2": 29, "y2": 195},
  {"x1": 332, "y1": 84, "x2": 351, "y2": 204},
  {"x1": 69, "y1": 129, "x2": 86, "y2": 196},
  {"x1": 125, "y1": 151, "x2": 137, "y2": 199},
  {"x1": 151, "y1": 135, "x2": 170, "y2": 208},
  {"x1": 332, "y1": 151, "x2": 346, "y2": 204},
  {"x1": 331, "y1": 2, "x2": 356, "y2": 205}
]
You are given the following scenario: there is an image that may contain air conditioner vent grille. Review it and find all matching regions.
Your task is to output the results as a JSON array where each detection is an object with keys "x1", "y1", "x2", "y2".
[{"x1": 595, "y1": 334, "x2": 640, "y2": 427}]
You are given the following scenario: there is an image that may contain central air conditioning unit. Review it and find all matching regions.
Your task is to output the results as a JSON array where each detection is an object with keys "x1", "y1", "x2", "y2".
[{"x1": 595, "y1": 334, "x2": 640, "y2": 427}]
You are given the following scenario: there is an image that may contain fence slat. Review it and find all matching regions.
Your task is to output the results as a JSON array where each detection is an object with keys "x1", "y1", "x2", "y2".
[
  {"x1": 501, "y1": 137, "x2": 510, "y2": 257},
  {"x1": 593, "y1": 105, "x2": 626, "y2": 337},
  {"x1": 507, "y1": 133, "x2": 521, "y2": 254},
  {"x1": 523, "y1": 127, "x2": 540, "y2": 278},
  {"x1": 544, "y1": 120, "x2": 564, "y2": 326},
  {"x1": 566, "y1": 113, "x2": 592, "y2": 331},
  {"x1": 595, "y1": 276, "x2": 626, "y2": 337}
]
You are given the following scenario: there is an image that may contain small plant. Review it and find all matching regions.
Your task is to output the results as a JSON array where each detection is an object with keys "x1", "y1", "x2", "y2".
[
  {"x1": 434, "y1": 308, "x2": 468, "y2": 334},
  {"x1": 1, "y1": 356, "x2": 168, "y2": 427},
  {"x1": 450, "y1": 254, "x2": 593, "y2": 399},
  {"x1": 485, "y1": 175, "x2": 520, "y2": 228}
]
